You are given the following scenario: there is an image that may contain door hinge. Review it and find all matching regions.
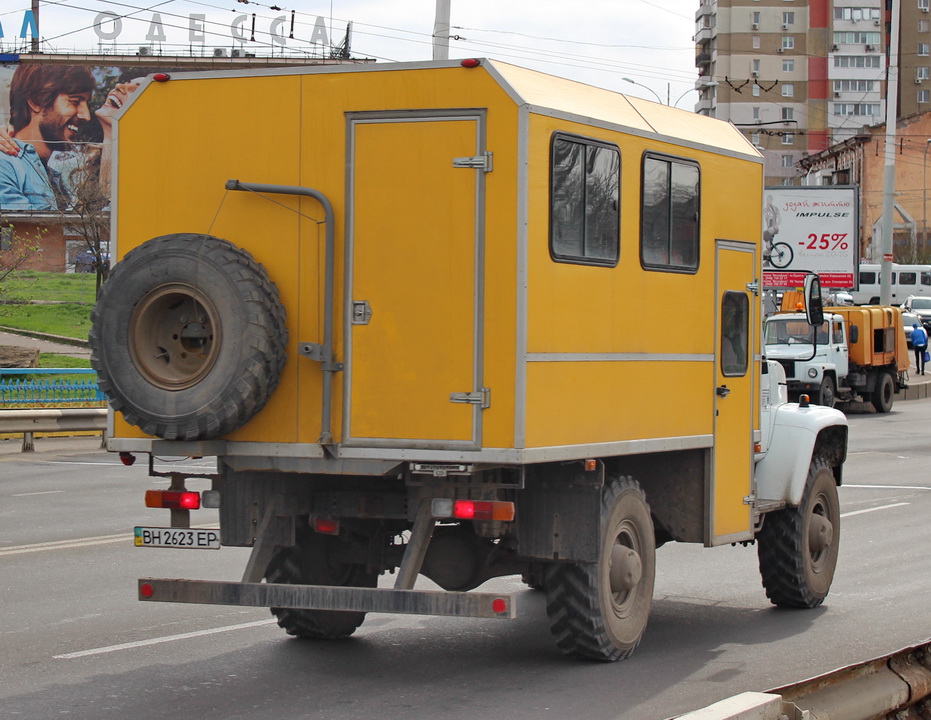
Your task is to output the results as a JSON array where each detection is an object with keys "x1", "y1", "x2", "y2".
[
  {"x1": 449, "y1": 387, "x2": 491, "y2": 409},
  {"x1": 747, "y1": 279, "x2": 760, "y2": 295},
  {"x1": 452, "y1": 151, "x2": 493, "y2": 172}
]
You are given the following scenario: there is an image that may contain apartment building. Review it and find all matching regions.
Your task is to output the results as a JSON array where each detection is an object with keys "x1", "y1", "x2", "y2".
[{"x1": 695, "y1": 0, "x2": 928, "y2": 186}]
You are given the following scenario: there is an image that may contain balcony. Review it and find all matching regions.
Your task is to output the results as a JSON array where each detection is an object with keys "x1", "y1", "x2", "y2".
[{"x1": 695, "y1": 52, "x2": 712, "y2": 68}]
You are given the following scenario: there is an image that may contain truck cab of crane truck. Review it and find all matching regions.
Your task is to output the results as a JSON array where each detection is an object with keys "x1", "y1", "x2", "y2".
[{"x1": 763, "y1": 312, "x2": 849, "y2": 405}]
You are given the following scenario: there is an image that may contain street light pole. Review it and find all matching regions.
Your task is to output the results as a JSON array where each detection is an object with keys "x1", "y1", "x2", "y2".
[
  {"x1": 924, "y1": 139, "x2": 931, "y2": 261},
  {"x1": 622, "y1": 77, "x2": 662, "y2": 104}
]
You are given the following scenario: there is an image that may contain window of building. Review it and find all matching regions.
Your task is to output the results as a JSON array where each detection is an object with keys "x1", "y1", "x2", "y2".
[
  {"x1": 921, "y1": 0, "x2": 930, "y2": 11},
  {"x1": 783, "y1": 11, "x2": 795, "y2": 24},
  {"x1": 781, "y1": 154, "x2": 793, "y2": 167},
  {"x1": 920, "y1": 89, "x2": 931, "y2": 103},
  {"x1": 834, "y1": 55, "x2": 881, "y2": 68},
  {"x1": 753, "y1": 106, "x2": 761, "y2": 119},
  {"x1": 782, "y1": 83, "x2": 795, "y2": 97},
  {"x1": 752, "y1": 11, "x2": 761, "y2": 25},
  {"x1": 751, "y1": 132, "x2": 761, "y2": 145},
  {"x1": 920, "y1": 19, "x2": 930, "y2": 32},
  {"x1": 753, "y1": 58, "x2": 761, "y2": 73},
  {"x1": 0, "y1": 225, "x2": 12, "y2": 252},
  {"x1": 782, "y1": 133, "x2": 795, "y2": 145},
  {"x1": 753, "y1": 35, "x2": 761, "y2": 48},
  {"x1": 782, "y1": 107, "x2": 794, "y2": 120},
  {"x1": 833, "y1": 103, "x2": 882, "y2": 115},
  {"x1": 640, "y1": 153, "x2": 700, "y2": 273},
  {"x1": 753, "y1": 83, "x2": 761, "y2": 96},
  {"x1": 919, "y1": 67, "x2": 930, "y2": 80},
  {"x1": 833, "y1": 31, "x2": 882, "y2": 44},
  {"x1": 834, "y1": 79, "x2": 877, "y2": 92},
  {"x1": 549, "y1": 134, "x2": 621, "y2": 266},
  {"x1": 721, "y1": 291, "x2": 749, "y2": 377},
  {"x1": 920, "y1": 43, "x2": 931, "y2": 56},
  {"x1": 783, "y1": 59, "x2": 795, "y2": 72},
  {"x1": 782, "y1": 36, "x2": 795, "y2": 49}
]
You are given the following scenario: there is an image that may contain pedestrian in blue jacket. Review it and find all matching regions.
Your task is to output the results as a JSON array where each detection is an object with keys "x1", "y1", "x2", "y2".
[{"x1": 911, "y1": 323, "x2": 928, "y2": 375}]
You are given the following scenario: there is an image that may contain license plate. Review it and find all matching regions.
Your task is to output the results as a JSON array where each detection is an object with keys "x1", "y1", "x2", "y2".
[{"x1": 134, "y1": 527, "x2": 220, "y2": 550}]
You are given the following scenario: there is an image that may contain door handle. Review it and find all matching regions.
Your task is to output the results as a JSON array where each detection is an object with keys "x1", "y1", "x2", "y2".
[{"x1": 716, "y1": 385, "x2": 731, "y2": 398}]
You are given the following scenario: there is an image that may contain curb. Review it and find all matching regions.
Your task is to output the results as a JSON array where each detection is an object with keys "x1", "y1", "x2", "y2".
[{"x1": 0, "y1": 326, "x2": 90, "y2": 349}]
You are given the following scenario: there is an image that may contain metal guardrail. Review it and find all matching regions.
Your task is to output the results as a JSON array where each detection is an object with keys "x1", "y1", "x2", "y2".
[
  {"x1": 0, "y1": 369, "x2": 106, "y2": 451},
  {"x1": 0, "y1": 368, "x2": 105, "y2": 405}
]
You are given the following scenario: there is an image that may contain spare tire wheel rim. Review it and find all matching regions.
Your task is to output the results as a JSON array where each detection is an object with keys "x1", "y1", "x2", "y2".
[{"x1": 129, "y1": 283, "x2": 222, "y2": 390}]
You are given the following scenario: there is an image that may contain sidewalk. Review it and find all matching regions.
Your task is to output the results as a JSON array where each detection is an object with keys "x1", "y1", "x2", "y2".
[{"x1": 0, "y1": 329, "x2": 91, "y2": 358}]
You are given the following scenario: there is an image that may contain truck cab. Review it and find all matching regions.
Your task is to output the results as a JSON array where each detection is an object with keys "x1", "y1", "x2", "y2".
[{"x1": 764, "y1": 313, "x2": 849, "y2": 406}]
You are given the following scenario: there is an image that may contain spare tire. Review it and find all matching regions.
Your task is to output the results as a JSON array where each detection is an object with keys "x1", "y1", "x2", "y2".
[{"x1": 90, "y1": 233, "x2": 288, "y2": 440}]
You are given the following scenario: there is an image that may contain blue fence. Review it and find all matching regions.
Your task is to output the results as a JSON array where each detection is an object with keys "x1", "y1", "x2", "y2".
[{"x1": 0, "y1": 368, "x2": 106, "y2": 406}]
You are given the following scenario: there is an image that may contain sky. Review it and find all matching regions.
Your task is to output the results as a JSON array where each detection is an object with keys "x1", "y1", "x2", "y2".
[{"x1": 0, "y1": 0, "x2": 700, "y2": 105}]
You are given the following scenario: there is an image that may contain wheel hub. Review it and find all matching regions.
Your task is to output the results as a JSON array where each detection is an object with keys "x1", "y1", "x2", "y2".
[
  {"x1": 129, "y1": 283, "x2": 221, "y2": 390},
  {"x1": 808, "y1": 513, "x2": 834, "y2": 556},
  {"x1": 609, "y1": 542, "x2": 642, "y2": 594}
]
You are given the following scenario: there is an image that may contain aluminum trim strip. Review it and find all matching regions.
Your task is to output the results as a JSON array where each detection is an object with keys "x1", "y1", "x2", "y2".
[{"x1": 526, "y1": 353, "x2": 715, "y2": 362}]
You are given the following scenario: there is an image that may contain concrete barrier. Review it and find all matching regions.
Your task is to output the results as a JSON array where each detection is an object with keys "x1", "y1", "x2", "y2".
[{"x1": 0, "y1": 408, "x2": 106, "y2": 451}]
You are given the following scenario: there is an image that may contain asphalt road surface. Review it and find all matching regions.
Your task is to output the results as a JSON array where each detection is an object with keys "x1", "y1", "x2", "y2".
[{"x1": 1, "y1": 405, "x2": 930, "y2": 720}]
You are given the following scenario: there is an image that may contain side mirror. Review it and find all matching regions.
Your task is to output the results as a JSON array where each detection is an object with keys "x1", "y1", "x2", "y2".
[
  {"x1": 804, "y1": 274, "x2": 824, "y2": 326},
  {"x1": 849, "y1": 324, "x2": 859, "y2": 343}
]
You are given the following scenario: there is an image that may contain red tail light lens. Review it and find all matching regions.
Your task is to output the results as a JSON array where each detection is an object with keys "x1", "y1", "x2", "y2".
[
  {"x1": 453, "y1": 500, "x2": 515, "y2": 522},
  {"x1": 145, "y1": 490, "x2": 200, "y2": 510}
]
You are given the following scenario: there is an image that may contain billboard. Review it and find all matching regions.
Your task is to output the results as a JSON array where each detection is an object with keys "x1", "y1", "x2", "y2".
[
  {"x1": 762, "y1": 186, "x2": 859, "y2": 290},
  {"x1": 0, "y1": 63, "x2": 176, "y2": 213}
]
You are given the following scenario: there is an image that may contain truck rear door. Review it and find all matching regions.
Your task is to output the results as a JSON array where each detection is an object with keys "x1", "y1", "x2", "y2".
[{"x1": 343, "y1": 112, "x2": 487, "y2": 449}]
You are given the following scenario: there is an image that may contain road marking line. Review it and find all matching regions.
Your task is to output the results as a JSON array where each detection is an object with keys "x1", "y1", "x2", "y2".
[
  {"x1": 0, "y1": 525, "x2": 219, "y2": 556},
  {"x1": 12, "y1": 490, "x2": 65, "y2": 497},
  {"x1": 840, "y1": 502, "x2": 910, "y2": 518},
  {"x1": 844, "y1": 484, "x2": 931, "y2": 491},
  {"x1": 54, "y1": 619, "x2": 278, "y2": 659}
]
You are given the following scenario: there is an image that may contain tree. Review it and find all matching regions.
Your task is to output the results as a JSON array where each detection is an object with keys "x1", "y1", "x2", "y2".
[
  {"x1": 55, "y1": 145, "x2": 111, "y2": 297},
  {"x1": 0, "y1": 217, "x2": 43, "y2": 312}
]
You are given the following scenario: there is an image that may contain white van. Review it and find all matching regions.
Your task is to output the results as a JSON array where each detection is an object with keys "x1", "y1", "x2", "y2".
[{"x1": 851, "y1": 263, "x2": 931, "y2": 304}]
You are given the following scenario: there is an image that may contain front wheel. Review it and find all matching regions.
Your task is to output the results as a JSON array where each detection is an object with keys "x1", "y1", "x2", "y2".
[
  {"x1": 757, "y1": 458, "x2": 840, "y2": 608},
  {"x1": 769, "y1": 242, "x2": 794, "y2": 269},
  {"x1": 816, "y1": 375, "x2": 836, "y2": 408},
  {"x1": 545, "y1": 477, "x2": 655, "y2": 661},
  {"x1": 871, "y1": 372, "x2": 894, "y2": 413}
]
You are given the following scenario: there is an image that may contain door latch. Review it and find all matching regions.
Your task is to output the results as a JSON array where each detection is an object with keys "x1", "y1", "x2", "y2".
[
  {"x1": 716, "y1": 385, "x2": 731, "y2": 398},
  {"x1": 450, "y1": 387, "x2": 491, "y2": 409},
  {"x1": 452, "y1": 152, "x2": 493, "y2": 172},
  {"x1": 351, "y1": 300, "x2": 373, "y2": 325}
]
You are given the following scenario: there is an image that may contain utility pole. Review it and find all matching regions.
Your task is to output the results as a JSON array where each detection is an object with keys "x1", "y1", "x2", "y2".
[
  {"x1": 31, "y1": 0, "x2": 40, "y2": 52},
  {"x1": 880, "y1": 0, "x2": 900, "y2": 306},
  {"x1": 433, "y1": 0, "x2": 450, "y2": 61}
]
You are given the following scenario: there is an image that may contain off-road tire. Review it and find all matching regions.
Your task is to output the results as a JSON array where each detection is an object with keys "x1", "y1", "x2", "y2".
[
  {"x1": 871, "y1": 372, "x2": 894, "y2": 414},
  {"x1": 266, "y1": 526, "x2": 378, "y2": 640},
  {"x1": 545, "y1": 476, "x2": 655, "y2": 662},
  {"x1": 90, "y1": 233, "x2": 287, "y2": 440},
  {"x1": 757, "y1": 457, "x2": 840, "y2": 608}
]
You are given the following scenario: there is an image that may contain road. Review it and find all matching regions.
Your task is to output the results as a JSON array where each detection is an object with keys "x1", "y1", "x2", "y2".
[{"x1": 1, "y1": 406, "x2": 930, "y2": 720}]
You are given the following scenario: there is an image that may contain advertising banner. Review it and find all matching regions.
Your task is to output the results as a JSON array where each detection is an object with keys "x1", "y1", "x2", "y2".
[
  {"x1": 762, "y1": 186, "x2": 859, "y2": 290},
  {"x1": 0, "y1": 63, "x2": 175, "y2": 212}
]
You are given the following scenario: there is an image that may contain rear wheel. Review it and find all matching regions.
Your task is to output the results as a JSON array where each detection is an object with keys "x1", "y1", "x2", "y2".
[
  {"x1": 545, "y1": 477, "x2": 655, "y2": 661},
  {"x1": 757, "y1": 458, "x2": 840, "y2": 608},
  {"x1": 871, "y1": 372, "x2": 894, "y2": 413},
  {"x1": 265, "y1": 525, "x2": 378, "y2": 639}
]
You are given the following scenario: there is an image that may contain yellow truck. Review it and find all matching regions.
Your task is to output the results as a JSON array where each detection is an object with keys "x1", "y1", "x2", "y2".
[
  {"x1": 91, "y1": 59, "x2": 848, "y2": 662},
  {"x1": 766, "y1": 296, "x2": 909, "y2": 411}
]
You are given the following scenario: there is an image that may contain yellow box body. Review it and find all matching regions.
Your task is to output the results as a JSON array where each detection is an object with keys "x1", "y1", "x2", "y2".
[{"x1": 111, "y1": 61, "x2": 764, "y2": 542}]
